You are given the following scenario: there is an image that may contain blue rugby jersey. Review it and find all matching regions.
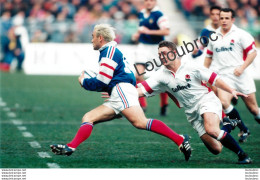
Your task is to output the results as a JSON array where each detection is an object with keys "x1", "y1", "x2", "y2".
[
  {"x1": 139, "y1": 6, "x2": 169, "y2": 44},
  {"x1": 82, "y1": 41, "x2": 136, "y2": 94}
]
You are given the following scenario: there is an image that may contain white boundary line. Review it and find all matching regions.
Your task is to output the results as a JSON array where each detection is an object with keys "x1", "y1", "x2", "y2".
[{"x1": 0, "y1": 98, "x2": 61, "y2": 168}]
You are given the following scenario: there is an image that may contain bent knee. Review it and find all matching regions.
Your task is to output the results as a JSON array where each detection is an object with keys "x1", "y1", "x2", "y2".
[{"x1": 82, "y1": 113, "x2": 93, "y2": 123}]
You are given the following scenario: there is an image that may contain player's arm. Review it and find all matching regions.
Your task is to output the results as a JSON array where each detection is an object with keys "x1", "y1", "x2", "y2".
[
  {"x1": 139, "y1": 15, "x2": 170, "y2": 36},
  {"x1": 79, "y1": 57, "x2": 118, "y2": 92},
  {"x1": 234, "y1": 49, "x2": 257, "y2": 76},
  {"x1": 204, "y1": 56, "x2": 213, "y2": 68},
  {"x1": 214, "y1": 78, "x2": 248, "y2": 99},
  {"x1": 139, "y1": 26, "x2": 169, "y2": 36}
]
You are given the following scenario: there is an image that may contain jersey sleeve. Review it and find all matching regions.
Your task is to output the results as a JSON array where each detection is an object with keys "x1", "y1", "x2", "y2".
[
  {"x1": 157, "y1": 15, "x2": 170, "y2": 29},
  {"x1": 240, "y1": 30, "x2": 256, "y2": 60},
  {"x1": 137, "y1": 73, "x2": 164, "y2": 97},
  {"x1": 82, "y1": 48, "x2": 118, "y2": 92},
  {"x1": 206, "y1": 41, "x2": 213, "y2": 58},
  {"x1": 194, "y1": 64, "x2": 219, "y2": 86}
]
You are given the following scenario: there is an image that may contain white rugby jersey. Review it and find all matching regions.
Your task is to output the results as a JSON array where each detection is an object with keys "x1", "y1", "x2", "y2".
[
  {"x1": 206, "y1": 24, "x2": 256, "y2": 74},
  {"x1": 138, "y1": 61, "x2": 219, "y2": 109}
]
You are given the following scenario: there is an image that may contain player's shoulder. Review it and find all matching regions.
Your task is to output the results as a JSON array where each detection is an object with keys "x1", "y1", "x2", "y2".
[{"x1": 151, "y1": 6, "x2": 164, "y2": 16}]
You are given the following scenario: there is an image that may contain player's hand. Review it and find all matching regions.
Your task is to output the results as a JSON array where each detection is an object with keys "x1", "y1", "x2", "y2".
[
  {"x1": 234, "y1": 66, "x2": 244, "y2": 76},
  {"x1": 101, "y1": 92, "x2": 110, "y2": 102},
  {"x1": 78, "y1": 71, "x2": 85, "y2": 87},
  {"x1": 138, "y1": 26, "x2": 150, "y2": 35},
  {"x1": 231, "y1": 90, "x2": 248, "y2": 99}
]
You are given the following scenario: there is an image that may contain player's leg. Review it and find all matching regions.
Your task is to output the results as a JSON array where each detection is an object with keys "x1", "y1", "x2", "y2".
[
  {"x1": 135, "y1": 64, "x2": 147, "y2": 111},
  {"x1": 160, "y1": 92, "x2": 168, "y2": 116},
  {"x1": 121, "y1": 105, "x2": 192, "y2": 161},
  {"x1": 241, "y1": 93, "x2": 260, "y2": 124},
  {"x1": 200, "y1": 133, "x2": 222, "y2": 155},
  {"x1": 218, "y1": 88, "x2": 249, "y2": 137},
  {"x1": 50, "y1": 105, "x2": 116, "y2": 155},
  {"x1": 203, "y1": 112, "x2": 251, "y2": 164}
]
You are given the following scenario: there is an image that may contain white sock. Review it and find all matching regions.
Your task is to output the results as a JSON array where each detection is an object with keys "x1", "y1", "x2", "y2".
[
  {"x1": 217, "y1": 130, "x2": 225, "y2": 141},
  {"x1": 224, "y1": 105, "x2": 234, "y2": 114},
  {"x1": 255, "y1": 108, "x2": 260, "y2": 119}
]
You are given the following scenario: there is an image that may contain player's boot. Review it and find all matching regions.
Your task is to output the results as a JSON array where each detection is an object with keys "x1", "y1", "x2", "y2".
[
  {"x1": 179, "y1": 134, "x2": 192, "y2": 161},
  {"x1": 223, "y1": 117, "x2": 241, "y2": 130},
  {"x1": 160, "y1": 104, "x2": 168, "y2": 116},
  {"x1": 50, "y1": 144, "x2": 75, "y2": 156},
  {"x1": 237, "y1": 152, "x2": 252, "y2": 164},
  {"x1": 238, "y1": 130, "x2": 250, "y2": 143}
]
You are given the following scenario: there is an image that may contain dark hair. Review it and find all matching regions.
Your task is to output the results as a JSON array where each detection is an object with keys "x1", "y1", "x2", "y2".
[
  {"x1": 210, "y1": 5, "x2": 221, "y2": 12},
  {"x1": 220, "y1": 8, "x2": 236, "y2": 18},
  {"x1": 158, "y1": 41, "x2": 177, "y2": 51}
]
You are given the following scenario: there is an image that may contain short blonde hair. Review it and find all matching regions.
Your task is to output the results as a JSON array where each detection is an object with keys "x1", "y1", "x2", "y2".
[{"x1": 94, "y1": 24, "x2": 116, "y2": 42}]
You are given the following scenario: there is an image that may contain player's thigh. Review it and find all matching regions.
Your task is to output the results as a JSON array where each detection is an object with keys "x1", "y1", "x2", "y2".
[
  {"x1": 121, "y1": 105, "x2": 148, "y2": 129},
  {"x1": 217, "y1": 88, "x2": 233, "y2": 109},
  {"x1": 82, "y1": 105, "x2": 116, "y2": 123},
  {"x1": 202, "y1": 112, "x2": 221, "y2": 138},
  {"x1": 200, "y1": 133, "x2": 222, "y2": 155},
  {"x1": 242, "y1": 93, "x2": 259, "y2": 115}
]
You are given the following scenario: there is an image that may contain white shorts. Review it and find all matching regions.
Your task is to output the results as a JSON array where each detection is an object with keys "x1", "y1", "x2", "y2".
[
  {"x1": 135, "y1": 43, "x2": 162, "y2": 73},
  {"x1": 103, "y1": 83, "x2": 140, "y2": 114},
  {"x1": 185, "y1": 92, "x2": 222, "y2": 137},
  {"x1": 219, "y1": 70, "x2": 256, "y2": 95}
]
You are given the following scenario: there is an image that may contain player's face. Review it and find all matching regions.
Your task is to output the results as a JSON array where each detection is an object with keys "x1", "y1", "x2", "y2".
[
  {"x1": 158, "y1": 46, "x2": 175, "y2": 66},
  {"x1": 91, "y1": 30, "x2": 101, "y2": 50},
  {"x1": 220, "y1": 11, "x2": 234, "y2": 32},
  {"x1": 144, "y1": 0, "x2": 156, "y2": 11},
  {"x1": 210, "y1": 9, "x2": 220, "y2": 26}
]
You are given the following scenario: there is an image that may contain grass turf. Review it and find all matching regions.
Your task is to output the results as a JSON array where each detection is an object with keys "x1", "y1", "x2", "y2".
[{"x1": 0, "y1": 72, "x2": 260, "y2": 168}]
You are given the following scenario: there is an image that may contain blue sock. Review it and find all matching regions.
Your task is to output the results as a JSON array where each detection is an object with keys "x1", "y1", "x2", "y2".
[
  {"x1": 221, "y1": 124, "x2": 232, "y2": 133},
  {"x1": 218, "y1": 130, "x2": 244, "y2": 155}
]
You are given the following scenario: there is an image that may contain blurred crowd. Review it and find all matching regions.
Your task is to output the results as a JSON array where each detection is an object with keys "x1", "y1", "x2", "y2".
[
  {"x1": 175, "y1": 0, "x2": 260, "y2": 43},
  {"x1": 0, "y1": 0, "x2": 142, "y2": 44}
]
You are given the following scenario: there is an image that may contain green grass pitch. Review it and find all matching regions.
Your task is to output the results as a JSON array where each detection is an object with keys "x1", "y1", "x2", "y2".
[{"x1": 0, "y1": 72, "x2": 259, "y2": 168}]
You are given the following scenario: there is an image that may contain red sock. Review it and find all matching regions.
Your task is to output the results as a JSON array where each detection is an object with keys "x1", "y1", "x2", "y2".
[
  {"x1": 67, "y1": 122, "x2": 93, "y2": 149},
  {"x1": 146, "y1": 119, "x2": 184, "y2": 146},
  {"x1": 136, "y1": 80, "x2": 147, "y2": 108},
  {"x1": 160, "y1": 92, "x2": 168, "y2": 107},
  {"x1": 222, "y1": 110, "x2": 226, "y2": 119}
]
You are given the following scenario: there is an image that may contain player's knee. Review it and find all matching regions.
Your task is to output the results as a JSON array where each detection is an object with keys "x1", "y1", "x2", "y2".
[
  {"x1": 205, "y1": 129, "x2": 218, "y2": 139},
  {"x1": 248, "y1": 106, "x2": 259, "y2": 116},
  {"x1": 82, "y1": 113, "x2": 93, "y2": 123},
  {"x1": 221, "y1": 100, "x2": 230, "y2": 109}
]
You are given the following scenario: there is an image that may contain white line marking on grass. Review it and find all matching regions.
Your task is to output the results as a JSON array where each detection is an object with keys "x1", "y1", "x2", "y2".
[
  {"x1": 0, "y1": 102, "x2": 7, "y2": 107},
  {"x1": 17, "y1": 126, "x2": 27, "y2": 131},
  {"x1": 29, "y1": 141, "x2": 41, "y2": 148},
  {"x1": 38, "y1": 152, "x2": 51, "y2": 158},
  {"x1": 47, "y1": 163, "x2": 61, "y2": 168},
  {"x1": 22, "y1": 132, "x2": 34, "y2": 138},
  {"x1": 7, "y1": 112, "x2": 16, "y2": 118},
  {"x1": 3, "y1": 107, "x2": 10, "y2": 111},
  {"x1": 11, "y1": 119, "x2": 23, "y2": 125}
]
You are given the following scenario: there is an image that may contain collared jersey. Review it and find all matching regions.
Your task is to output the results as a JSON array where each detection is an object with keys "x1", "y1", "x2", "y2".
[
  {"x1": 138, "y1": 61, "x2": 218, "y2": 109},
  {"x1": 139, "y1": 6, "x2": 169, "y2": 44},
  {"x1": 206, "y1": 24, "x2": 256, "y2": 73},
  {"x1": 82, "y1": 41, "x2": 136, "y2": 94}
]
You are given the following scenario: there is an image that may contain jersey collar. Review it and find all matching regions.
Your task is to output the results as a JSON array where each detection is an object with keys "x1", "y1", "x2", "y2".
[
  {"x1": 216, "y1": 24, "x2": 238, "y2": 37},
  {"x1": 99, "y1": 41, "x2": 117, "y2": 52},
  {"x1": 141, "y1": 6, "x2": 160, "y2": 17}
]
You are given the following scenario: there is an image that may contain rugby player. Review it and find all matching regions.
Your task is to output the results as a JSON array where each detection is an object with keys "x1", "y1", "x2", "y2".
[
  {"x1": 50, "y1": 24, "x2": 192, "y2": 161},
  {"x1": 132, "y1": 0, "x2": 169, "y2": 115},
  {"x1": 137, "y1": 40, "x2": 252, "y2": 164},
  {"x1": 205, "y1": 8, "x2": 260, "y2": 142}
]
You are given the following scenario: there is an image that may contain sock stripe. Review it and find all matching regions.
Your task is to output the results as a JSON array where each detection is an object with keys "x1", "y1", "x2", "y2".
[
  {"x1": 146, "y1": 119, "x2": 154, "y2": 131},
  {"x1": 81, "y1": 122, "x2": 93, "y2": 127}
]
